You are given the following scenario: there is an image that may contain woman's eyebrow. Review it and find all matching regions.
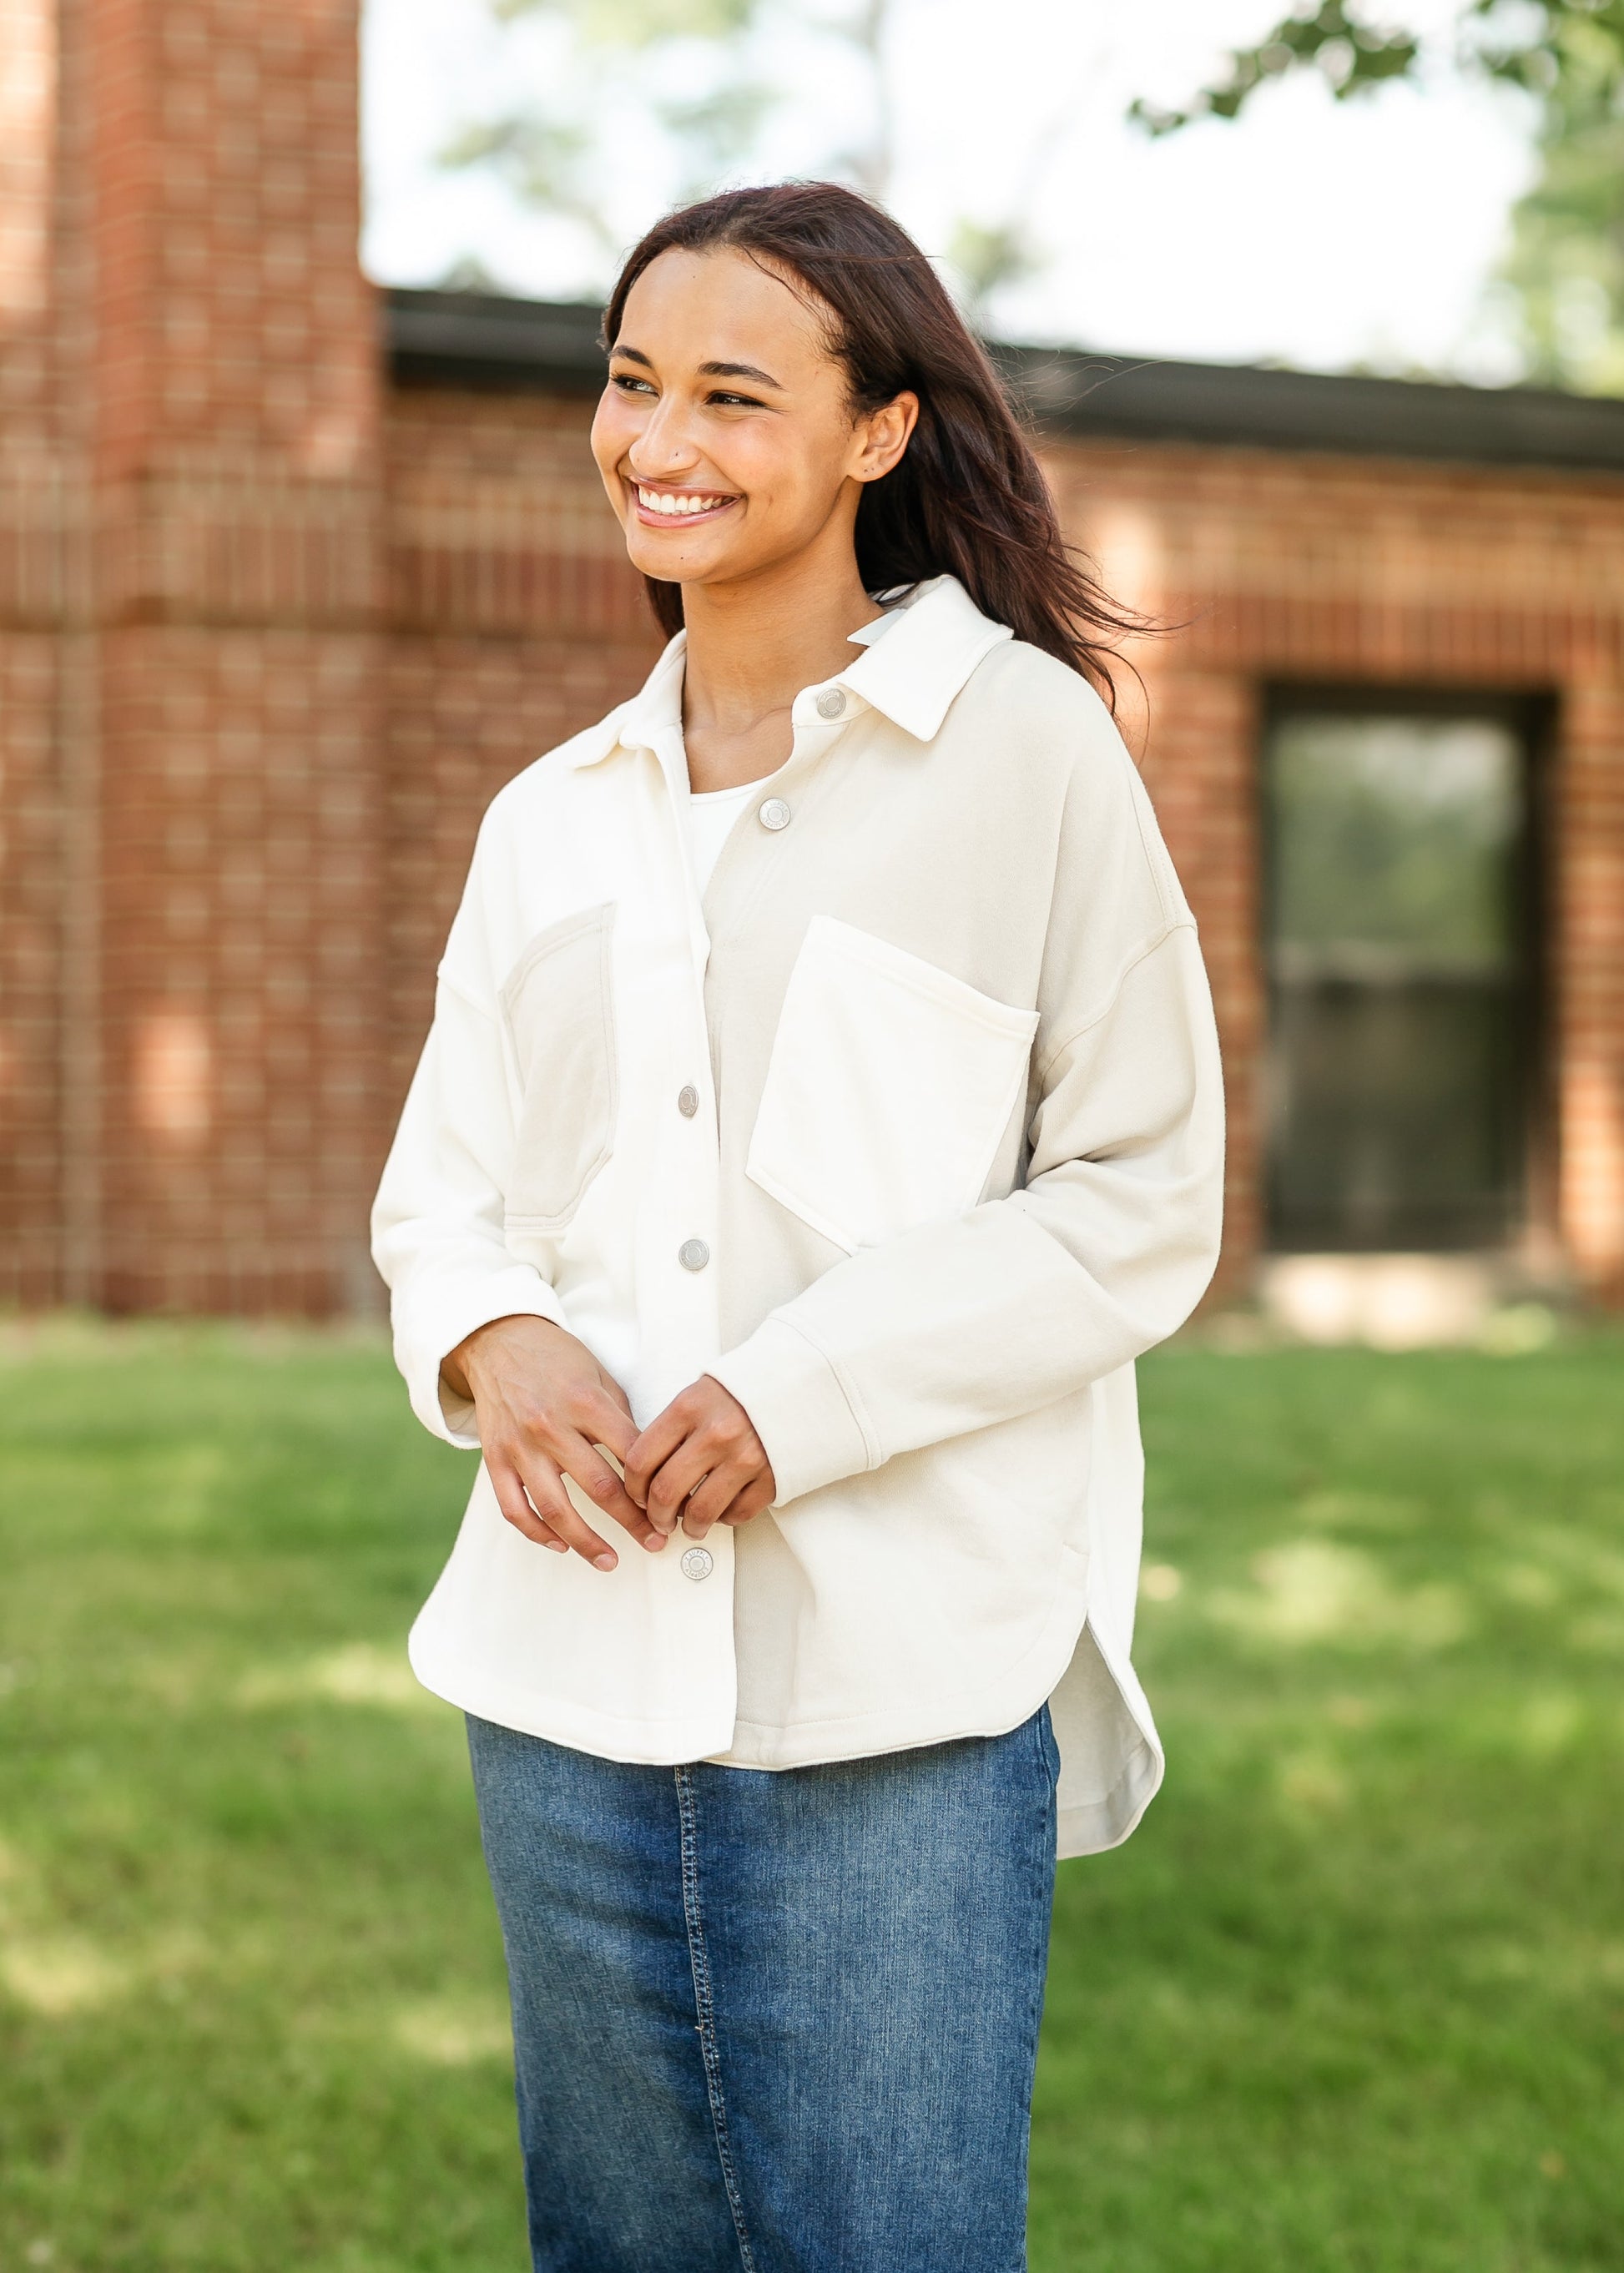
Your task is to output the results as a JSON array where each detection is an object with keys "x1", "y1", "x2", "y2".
[
  {"x1": 608, "y1": 346, "x2": 783, "y2": 391},
  {"x1": 699, "y1": 359, "x2": 784, "y2": 389}
]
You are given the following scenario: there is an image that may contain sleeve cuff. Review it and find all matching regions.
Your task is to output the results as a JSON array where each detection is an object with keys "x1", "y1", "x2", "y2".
[
  {"x1": 393, "y1": 1267, "x2": 567, "y2": 1449},
  {"x1": 708, "y1": 1314, "x2": 880, "y2": 1506}
]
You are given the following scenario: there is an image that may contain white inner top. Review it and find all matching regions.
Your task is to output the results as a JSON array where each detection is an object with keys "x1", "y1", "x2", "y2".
[
  {"x1": 687, "y1": 779, "x2": 760, "y2": 894},
  {"x1": 683, "y1": 607, "x2": 905, "y2": 894}
]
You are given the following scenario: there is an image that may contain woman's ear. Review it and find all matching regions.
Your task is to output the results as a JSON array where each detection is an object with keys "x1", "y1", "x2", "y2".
[{"x1": 853, "y1": 391, "x2": 919, "y2": 483}]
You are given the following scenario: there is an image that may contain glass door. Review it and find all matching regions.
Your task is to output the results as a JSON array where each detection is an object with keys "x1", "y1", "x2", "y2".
[{"x1": 1265, "y1": 703, "x2": 1536, "y2": 1252}]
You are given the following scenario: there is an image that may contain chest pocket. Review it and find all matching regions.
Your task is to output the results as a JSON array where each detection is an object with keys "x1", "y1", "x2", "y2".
[
  {"x1": 500, "y1": 903, "x2": 618, "y2": 1236},
  {"x1": 745, "y1": 915, "x2": 1040, "y2": 1254}
]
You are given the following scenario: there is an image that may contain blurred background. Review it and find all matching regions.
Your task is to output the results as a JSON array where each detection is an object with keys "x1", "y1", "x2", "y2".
[{"x1": 0, "y1": 3, "x2": 1621, "y2": 2268}]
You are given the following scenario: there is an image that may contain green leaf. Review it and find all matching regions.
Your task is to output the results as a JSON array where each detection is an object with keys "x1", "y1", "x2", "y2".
[{"x1": 1130, "y1": 3, "x2": 1420, "y2": 137}]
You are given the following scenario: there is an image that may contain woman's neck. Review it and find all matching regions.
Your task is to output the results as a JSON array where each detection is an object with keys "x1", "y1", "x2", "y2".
[{"x1": 679, "y1": 541, "x2": 885, "y2": 793}]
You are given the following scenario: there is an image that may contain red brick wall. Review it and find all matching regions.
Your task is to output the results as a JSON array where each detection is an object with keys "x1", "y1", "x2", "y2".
[
  {"x1": 1047, "y1": 442, "x2": 1624, "y2": 1301},
  {"x1": 98, "y1": 623, "x2": 383, "y2": 1311},
  {"x1": 382, "y1": 387, "x2": 658, "y2": 1097},
  {"x1": 1559, "y1": 679, "x2": 1624, "y2": 1295},
  {"x1": 3, "y1": 0, "x2": 1622, "y2": 1312},
  {"x1": 2, "y1": 0, "x2": 89, "y2": 1303},
  {"x1": 0, "y1": 629, "x2": 62, "y2": 1303},
  {"x1": 1, "y1": 0, "x2": 389, "y2": 1312}
]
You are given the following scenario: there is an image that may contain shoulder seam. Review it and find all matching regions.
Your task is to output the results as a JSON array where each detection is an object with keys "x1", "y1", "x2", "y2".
[
  {"x1": 1034, "y1": 919, "x2": 1195, "y2": 1081},
  {"x1": 1123, "y1": 759, "x2": 1186, "y2": 930}
]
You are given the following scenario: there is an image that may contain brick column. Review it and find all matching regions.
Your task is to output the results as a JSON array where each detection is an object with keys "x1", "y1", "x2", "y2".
[
  {"x1": 0, "y1": 0, "x2": 65, "y2": 1301},
  {"x1": 1140, "y1": 668, "x2": 1263, "y2": 1301},
  {"x1": 1556, "y1": 679, "x2": 1624, "y2": 1303},
  {"x1": 83, "y1": 0, "x2": 386, "y2": 1310},
  {"x1": 0, "y1": 0, "x2": 110, "y2": 1306}
]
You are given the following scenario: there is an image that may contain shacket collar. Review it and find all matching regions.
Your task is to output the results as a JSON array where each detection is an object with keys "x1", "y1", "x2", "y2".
[
  {"x1": 833, "y1": 574, "x2": 1012, "y2": 740},
  {"x1": 567, "y1": 574, "x2": 1011, "y2": 766}
]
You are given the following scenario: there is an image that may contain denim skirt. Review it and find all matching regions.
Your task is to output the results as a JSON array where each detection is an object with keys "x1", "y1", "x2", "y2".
[{"x1": 465, "y1": 1706, "x2": 1060, "y2": 2273}]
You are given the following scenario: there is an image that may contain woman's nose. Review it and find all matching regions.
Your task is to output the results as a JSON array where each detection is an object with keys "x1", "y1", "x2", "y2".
[{"x1": 632, "y1": 396, "x2": 701, "y2": 473}]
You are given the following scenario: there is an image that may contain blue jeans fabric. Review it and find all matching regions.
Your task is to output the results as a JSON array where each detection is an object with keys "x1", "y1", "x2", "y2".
[{"x1": 465, "y1": 1708, "x2": 1060, "y2": 2273}]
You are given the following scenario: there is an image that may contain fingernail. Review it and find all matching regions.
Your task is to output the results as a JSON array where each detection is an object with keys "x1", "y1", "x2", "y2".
[
  {"x1": 644, "y1": 1533, "x2": 666, "y2": 1551},
  {"x1": 593, "y1": 1552, "x2": 617, "y2": 1571},
  {"x1": 544, "y1": 1540, "x2": 567, "y2": 1554}
]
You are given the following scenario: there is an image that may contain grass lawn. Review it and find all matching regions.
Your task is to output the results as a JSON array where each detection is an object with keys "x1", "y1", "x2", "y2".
[{"x1": 0, "y1": 1324, "x2": 1620, "y2": 2272}]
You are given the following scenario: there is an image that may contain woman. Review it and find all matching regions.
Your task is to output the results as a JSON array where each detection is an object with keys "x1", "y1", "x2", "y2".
[{"x1": 373, "y1": 181, "x2": 1223, "y2": 2273}]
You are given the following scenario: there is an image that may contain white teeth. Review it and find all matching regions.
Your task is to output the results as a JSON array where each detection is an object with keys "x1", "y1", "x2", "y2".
[{"x1": 638, "y1": 486, "x2": 729, "y2": 517}]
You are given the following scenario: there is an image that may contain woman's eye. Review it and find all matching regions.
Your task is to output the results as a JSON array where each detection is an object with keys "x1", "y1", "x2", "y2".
[
  {"x1": 709, "y1": 391, "x2": 763, "y2": 410},
  {"x1": 611, "y1": 372, "x2": 655, "y2": 396}
]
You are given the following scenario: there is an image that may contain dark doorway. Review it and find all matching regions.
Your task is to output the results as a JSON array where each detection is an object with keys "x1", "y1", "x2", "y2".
[{"x1": 1264, "y1": 698, "x2": 1540, "y2": 1252}]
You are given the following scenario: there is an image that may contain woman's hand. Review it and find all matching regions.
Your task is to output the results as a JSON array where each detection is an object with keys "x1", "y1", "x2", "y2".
[
  {"x1": 625, "y1": 1378, "x2": 776, "y2": 1541},
  {"x1": 443, "y1": 1315, "x2": 664, "y2": 1571}
]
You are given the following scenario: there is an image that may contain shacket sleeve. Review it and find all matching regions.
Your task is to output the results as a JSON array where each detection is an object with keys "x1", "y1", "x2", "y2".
[
  {"x1": 371, "y1": 819, "x2": 566, "y2": 1449},
  {"x1": 708, "y1": 733, "x2": 1225, "y2": 1508}
]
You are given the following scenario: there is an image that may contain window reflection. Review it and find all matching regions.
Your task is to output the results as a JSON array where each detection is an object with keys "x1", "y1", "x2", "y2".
[{"x1": 1267, "y1": 709, "x2": 1531, "y2": 1252}]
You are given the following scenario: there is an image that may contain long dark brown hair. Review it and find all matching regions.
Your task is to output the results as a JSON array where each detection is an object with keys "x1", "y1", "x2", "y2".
[{"x1": 603, "y1": 182, "x2": 1147, "y2": 708}]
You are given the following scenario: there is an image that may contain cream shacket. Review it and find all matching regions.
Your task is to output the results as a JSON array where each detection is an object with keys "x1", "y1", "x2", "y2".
[{"x1": 371, "y1": 575, "x2": 1224, "y2": 1859}]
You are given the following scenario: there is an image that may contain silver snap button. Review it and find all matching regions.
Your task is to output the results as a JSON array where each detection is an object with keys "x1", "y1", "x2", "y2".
[
  {"x1": 678, "y1": 1238, "x2": 710, "y2": 1272},
  {"x1": 815, "y1": 688, "x2": 845, "y2": 719},
  {"x1": 677, "y1": 1084, "x2": 699, "y2": 1118},
  {"x1": 680, "y1": 1546, "x2": 714, "y2": 1581},
  {"x1": 758, "y1": 797, "x2": 791, "y2": 832}
]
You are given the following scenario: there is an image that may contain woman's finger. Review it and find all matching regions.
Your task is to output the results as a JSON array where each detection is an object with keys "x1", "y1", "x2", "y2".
[
  {"x1": 679, "y1": 1454, "x2": 761, "y2": 1538},
  {"x1": 556, "y1": 1430, "x2": 666, "y2": 1550},
  {"x1": 583, "y1": 1385, "x2": 638, "y2": 1464},
  {"x1": 717, "y1": 1474, "x2": 776, "y2": 1528},
  {"x1": 514, "y1": 1451, "x2": 620, "y2": 1573},
  {"x1": 642, "y1": 1429, "x2": 721, "y2": 1535},
  {"x1": 623, "y1": 1399, "x2": 695, "y2": 1521},
  {"x1": 487, "y1": 1459, "x2": 568, "y2": 1554}
]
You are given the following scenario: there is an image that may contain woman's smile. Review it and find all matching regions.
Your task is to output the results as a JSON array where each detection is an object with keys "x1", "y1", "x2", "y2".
[{"x1": 629, "y1": 478, "x2": 741, "y2": 526}]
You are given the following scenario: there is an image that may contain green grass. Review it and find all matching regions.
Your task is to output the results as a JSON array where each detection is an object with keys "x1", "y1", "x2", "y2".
[{"x1": 0, "y1": 1324, "x2": 1620, "y2": 2271}]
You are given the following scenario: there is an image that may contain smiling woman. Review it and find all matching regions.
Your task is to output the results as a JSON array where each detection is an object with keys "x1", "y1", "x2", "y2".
[
  {"x1": 596, "y1": 183, "x2": 1146, "y2": 687},
  {"x1": 371, "y1": 180, "x2": 1225, "y2": 2273},
  {"x1": 593, "y1": 232, "x2": 921, "y2": 794}
]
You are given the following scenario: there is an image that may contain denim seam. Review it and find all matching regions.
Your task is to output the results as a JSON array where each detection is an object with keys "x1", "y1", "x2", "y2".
[
  {"x1": 675, "y1": 1766, "x2": 759, "y2": 2273},
  {"x1": 1016, "y1": 1706, "x2": 1059, "y2": 2234}
]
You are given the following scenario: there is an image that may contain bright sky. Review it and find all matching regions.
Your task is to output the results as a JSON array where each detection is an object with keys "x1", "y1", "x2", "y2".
[{"x1": 361, "y1": 0, "x2": 1537, "y2": 381}]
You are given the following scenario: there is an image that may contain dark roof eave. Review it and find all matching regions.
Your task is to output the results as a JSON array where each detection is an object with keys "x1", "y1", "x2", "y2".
[
  {"x1": 383, "y1": 285, "x2": 1624, "y2": 476},
  {"x1": 386, "y1": 289, "x2": 609, "y2": 393}
]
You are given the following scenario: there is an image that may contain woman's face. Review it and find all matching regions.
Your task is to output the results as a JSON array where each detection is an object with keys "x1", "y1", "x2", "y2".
[{"x1": 591, "y1": 246, "x2": 915, "y2": 595}]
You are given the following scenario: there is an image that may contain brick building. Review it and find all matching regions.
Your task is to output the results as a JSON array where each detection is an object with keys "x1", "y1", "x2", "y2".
[{"x1": 2, "y1": 0, "x2": 1621, "y2": 1318}]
